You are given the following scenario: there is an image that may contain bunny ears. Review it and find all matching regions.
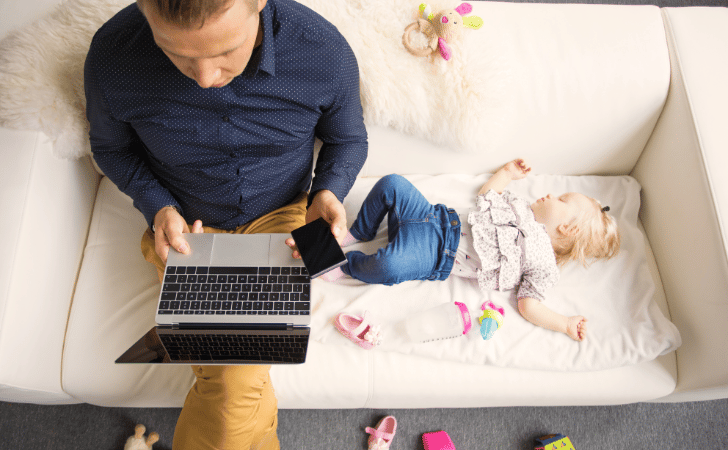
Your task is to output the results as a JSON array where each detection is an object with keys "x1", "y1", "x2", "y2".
[
  {"x1": 403, "y1": 3, "x2": 483, "y2": 61},
  {"x1": 419, "y1": 3, "x2": 484, "y2": 30}
]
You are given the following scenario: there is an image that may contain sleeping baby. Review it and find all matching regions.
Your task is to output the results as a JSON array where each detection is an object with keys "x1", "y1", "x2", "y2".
[{"x1": 317, "y1": 159, "x2": 620, "y2": 341}]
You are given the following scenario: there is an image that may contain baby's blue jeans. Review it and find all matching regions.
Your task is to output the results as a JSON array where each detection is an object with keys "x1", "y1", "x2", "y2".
[{"x1": 343, "y1": 174, "x2": 461, "y2": 285}]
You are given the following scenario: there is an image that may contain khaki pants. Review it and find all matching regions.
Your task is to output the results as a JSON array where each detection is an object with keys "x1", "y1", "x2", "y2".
[{"x1": 141, "y1": 192, "x2": 307, "y2": 450}]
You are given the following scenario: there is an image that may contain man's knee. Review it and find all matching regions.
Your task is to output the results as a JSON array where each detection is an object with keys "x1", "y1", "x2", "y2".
[{"x1": 196, "y1": 365, "x2": 271, "y2": 388}]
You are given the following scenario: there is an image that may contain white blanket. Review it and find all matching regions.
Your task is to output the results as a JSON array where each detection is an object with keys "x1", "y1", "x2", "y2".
[{"x1": 312, "y1": 174, "x2": 681, "y2": 371}]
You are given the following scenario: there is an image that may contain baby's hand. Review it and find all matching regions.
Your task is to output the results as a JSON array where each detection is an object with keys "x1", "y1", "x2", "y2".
[
  {"x1": 503, "y1": 158, "x2": 531, "y2": 180},
  {"x1": 566, "y1": 316, "x2": 587, "y2": 341}
]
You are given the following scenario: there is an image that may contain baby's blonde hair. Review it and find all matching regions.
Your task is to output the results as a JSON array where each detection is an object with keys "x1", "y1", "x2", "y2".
[{"x1": 553, "y1": 197, "x2": 620, "y2": 267}]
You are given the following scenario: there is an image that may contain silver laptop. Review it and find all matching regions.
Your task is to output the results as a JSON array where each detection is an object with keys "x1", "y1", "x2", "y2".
[{"x1": 116, "y1": 233, "x2": 311, "y2": 364}]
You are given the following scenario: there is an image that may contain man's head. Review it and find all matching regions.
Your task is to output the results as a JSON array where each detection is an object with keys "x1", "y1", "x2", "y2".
[{"x1": 137, "y1": 0, "x2": 267, "y2": 88}]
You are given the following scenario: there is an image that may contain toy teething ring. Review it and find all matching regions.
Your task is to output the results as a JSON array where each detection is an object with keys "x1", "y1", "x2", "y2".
[{"x1": 402, "y1": 20, "x2": 436, "y2": 57}]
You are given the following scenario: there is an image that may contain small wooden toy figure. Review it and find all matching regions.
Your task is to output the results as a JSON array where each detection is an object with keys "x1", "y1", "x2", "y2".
[
  {"x1": 402, "y1": 3, "x2": 484, "y2": 61},
  {"x1": 534, "y1": 433, "x2": 575, "y2": 450},
  {"x1": 124, "y1": 424, "x2": 159, "y2": 450}
]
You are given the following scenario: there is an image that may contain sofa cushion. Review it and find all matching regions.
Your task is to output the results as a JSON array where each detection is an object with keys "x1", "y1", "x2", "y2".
[
  {"x1": 314, "y1": 173, "x2": 680, "y2": 372},
  {"x1": 0, "y1": 129, "x2": 97, "y2": 403},
  {"x1": 366, "y1": 351, "x2": 677, "y2": 408},
  {"x1": 354, "y1": 1, "x2": 670, "y2": 176},
  {"x1": 62, "y1": 177, "x2": 194, "y2": 407},
  {"x1": 63, "y1": 178, "x2": 373, "y2": 407},
  {"x1": 1, "y1": 0, "x2": 668, "y2": 178},
  {"x1": 64, "y1": 165, "x2": 680, "y2": 406},
  {"x1": 632, "y1": 7, "x2": 728, "y2": 402}
]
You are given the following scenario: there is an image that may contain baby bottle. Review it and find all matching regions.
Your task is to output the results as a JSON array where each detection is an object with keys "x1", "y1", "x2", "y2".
[{"x1": 403, "y1": 302, "x2": 472, "y2": 343}]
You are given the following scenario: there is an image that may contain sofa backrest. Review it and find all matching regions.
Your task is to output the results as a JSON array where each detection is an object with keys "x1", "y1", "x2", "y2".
[
  {"x1": 358, "y1": 2, "x2": 670, "y2": 178},
  {"x1": 2, "y1": 0, "x2": 669, "y2": 180}
]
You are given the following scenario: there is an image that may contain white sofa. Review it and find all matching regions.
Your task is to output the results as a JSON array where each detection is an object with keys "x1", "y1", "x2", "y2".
[{"x1": 1, "y1": 0, "x2": 727, "y2": 407}]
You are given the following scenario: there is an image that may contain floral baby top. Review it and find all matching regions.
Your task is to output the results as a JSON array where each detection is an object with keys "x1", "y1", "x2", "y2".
[{"x1": 450, "y1": 189, "x2": 559, "y2": 302}]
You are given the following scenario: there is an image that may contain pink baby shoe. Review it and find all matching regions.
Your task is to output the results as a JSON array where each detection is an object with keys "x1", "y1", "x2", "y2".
[
  {"x1": 365, "y1": 415, "x2": 397, "y2": 450},
  {"x1": 334, "y1": 311, "x2": 382, "y2": 350}
]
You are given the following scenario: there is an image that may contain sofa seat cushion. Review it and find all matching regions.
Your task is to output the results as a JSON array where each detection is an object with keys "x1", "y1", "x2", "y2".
[
  {"x1": 62, "y1": 177, "x2": 372, "y2": 407},
  {"x1": 64, "y1": 170, "x2": 680, "y2": 407},
  {"x1": 62, "y1": 177, "x2": 193, "y2": 407},
  {"x1": 314, "y1": 174, "x2": 681, "y2": 372}
]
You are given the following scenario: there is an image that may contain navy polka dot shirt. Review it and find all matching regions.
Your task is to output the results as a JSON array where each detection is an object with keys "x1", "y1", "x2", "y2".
[{"x1": 85, "y1": 0, "x2": 367, "y2": 230}]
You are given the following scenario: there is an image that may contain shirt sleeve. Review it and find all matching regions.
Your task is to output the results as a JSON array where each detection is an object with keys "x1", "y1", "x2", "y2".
[
  {"x1": 309, "y1": 40, "x2": 367, "y2": 204},
  {"x1": 516, "y1": 236, "x2": 560, "y2": 302},
  {"x1": 85, "y1": 42, "x2": 181, "y2": 228}
]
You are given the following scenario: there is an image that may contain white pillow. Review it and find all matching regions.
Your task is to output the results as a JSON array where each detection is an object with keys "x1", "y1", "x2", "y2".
[{"x1": 312, "y1": 173, "x2": 681, "y2": 372}]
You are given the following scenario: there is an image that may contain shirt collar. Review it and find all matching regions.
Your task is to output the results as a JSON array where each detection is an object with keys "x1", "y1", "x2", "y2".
[{"x1": 245, "y1": 0, "x2": 275, "y2": 77}]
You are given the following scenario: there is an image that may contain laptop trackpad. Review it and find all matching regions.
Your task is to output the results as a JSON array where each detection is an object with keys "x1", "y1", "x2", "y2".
[{"x1": 212, "y1": 234, "x2": 270, "y2": 266}]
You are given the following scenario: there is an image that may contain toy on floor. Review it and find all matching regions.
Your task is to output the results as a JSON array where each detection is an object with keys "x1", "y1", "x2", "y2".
[
  {"x1": 534, "y1": 433, "x2": 575, "y2": 450},
  {"x1": 478, "y1": 301, "x2": 504, "y2": 340},
  {"x1": 402, "y1": 2, "x2": 483, "y2": 61},
  {"x1": 125, "y1": 424, "x2": 159, "y2": 450},
  {"x1": 422, "y1": 430, "x2": 456, "y2": 450}
]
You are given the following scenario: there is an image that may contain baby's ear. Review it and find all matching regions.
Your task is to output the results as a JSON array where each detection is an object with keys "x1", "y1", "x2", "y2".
[{"x1": 557, "y1": 223, "x2": 579, "y2": 237}]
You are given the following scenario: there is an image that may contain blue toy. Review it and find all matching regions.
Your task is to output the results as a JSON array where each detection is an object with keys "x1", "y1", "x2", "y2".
[{"x1": 478, "y1": 301, "x2": 504, "y2": 340}]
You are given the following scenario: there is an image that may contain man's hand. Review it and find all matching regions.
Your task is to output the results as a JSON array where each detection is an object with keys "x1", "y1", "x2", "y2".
[
  {"x1": 286, "y1": 190, "x2": 347, "y2": 259},
  {"x1": 153, "y1": 206, "x2": 203, "y2": 264}
]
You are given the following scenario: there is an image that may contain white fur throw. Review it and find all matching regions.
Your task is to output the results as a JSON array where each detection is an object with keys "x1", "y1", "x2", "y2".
[
  {"x1": 0, "y1": 0, "x2": 503, "y2": 159},
  {"x1": 0, "y1": 0, "x2": 134, "y2": 159}
]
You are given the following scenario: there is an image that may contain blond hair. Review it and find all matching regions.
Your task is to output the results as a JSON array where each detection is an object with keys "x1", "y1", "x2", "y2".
[
  {"x1": 552, "y1": 197, "x2": 620, "y2": 267},
  {"x1": 137, "y1": 0, "x2": 256, "y2": 28}
]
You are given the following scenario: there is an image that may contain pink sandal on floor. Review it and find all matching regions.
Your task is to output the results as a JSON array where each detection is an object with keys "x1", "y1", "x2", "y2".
[
  {"x1": 334, "y1": 311, "x2": 383, "y2": 350},
  {"x1": 365, "y1": 415, "x2": 397, "y2": 450}
]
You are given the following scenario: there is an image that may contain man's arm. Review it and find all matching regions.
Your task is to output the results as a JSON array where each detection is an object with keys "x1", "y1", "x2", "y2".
[
  {"x1": 85, "y1": 45, "x2": 197, "y2": 262},
  {"x1": 306, "y1": 41, "x2": 367, "y2": 240}
]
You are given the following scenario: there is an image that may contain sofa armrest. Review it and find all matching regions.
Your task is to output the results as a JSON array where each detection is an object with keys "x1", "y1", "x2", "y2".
[
  {"x1": 0, "y1": 128, "x2": 99, "y2": 403},
  {"x1": 632, "y1": 7, "x2": 728, "y2": 402}
]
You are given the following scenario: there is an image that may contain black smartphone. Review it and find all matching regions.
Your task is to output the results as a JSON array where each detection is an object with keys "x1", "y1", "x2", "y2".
[{"x1": 290, "y1": 218, "x2": 347, "y2": 278}]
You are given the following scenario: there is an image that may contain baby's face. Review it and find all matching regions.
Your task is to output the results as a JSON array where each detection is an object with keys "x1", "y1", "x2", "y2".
[{"x1": 531, "y1": 192, "x2": 595, "y2": 234}]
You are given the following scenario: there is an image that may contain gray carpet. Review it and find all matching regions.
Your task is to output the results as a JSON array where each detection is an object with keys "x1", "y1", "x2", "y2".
[
  {"x1": 2, "y1": 399, "x2": 728, "y2": 449},
  {"x1": 2, "y1": 0, "x2": 728, "y2": 448}
]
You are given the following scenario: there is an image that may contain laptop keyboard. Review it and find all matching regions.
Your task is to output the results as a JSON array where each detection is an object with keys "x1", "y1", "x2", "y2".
[
  {"x1": 158, "y1": 266, "x2": 311, "y2": 316},
  {"x1": 159, "y1": 332, "x2": 309, "y2": 363}
]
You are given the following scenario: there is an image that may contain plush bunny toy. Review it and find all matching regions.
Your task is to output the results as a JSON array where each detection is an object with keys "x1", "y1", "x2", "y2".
[
  {"x1": 402, "y1": 3, "x2": 483, "y2": 61},
  {"x1": 124, "y1": 424, "x2": 159, "y2": 450}
]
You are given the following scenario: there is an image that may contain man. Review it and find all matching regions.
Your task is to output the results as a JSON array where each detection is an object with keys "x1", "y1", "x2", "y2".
[{"x1": 84, "y1": 0, "x2": 367, "y2": 447}]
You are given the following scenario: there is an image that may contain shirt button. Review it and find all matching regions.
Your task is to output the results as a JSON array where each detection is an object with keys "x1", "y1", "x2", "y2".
[
  {"x1": 451, "y1": 220, "x2": 459, "y2": 226},
  {"x1": 229, "y1": 153, "x2": 235, "y2": 158},
  {"x1": 222, "y1": 116, "x2": 230, "y2": 122}
]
